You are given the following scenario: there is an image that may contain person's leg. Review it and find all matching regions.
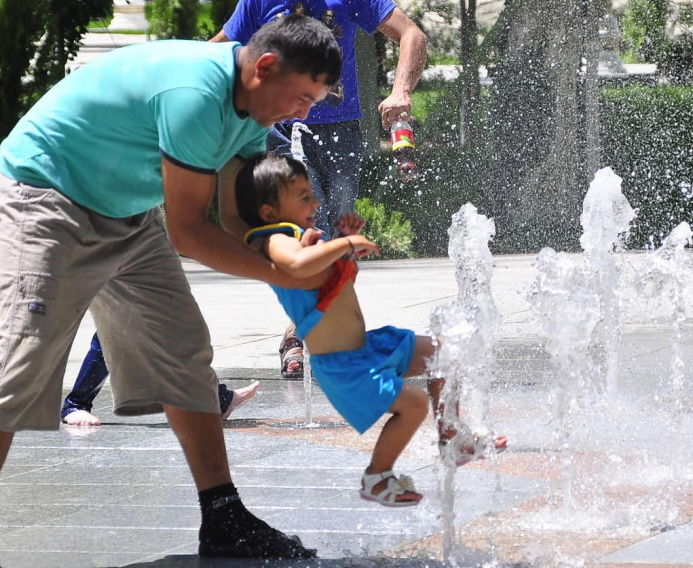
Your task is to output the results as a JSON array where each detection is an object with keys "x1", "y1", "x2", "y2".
[
  {"x1": 90, "y1": 212, "x2": 313, "y2": 559},
  {"x1": 164, "y1": 406, "x2": 230, "y2": 489},
  {"x1": 0, "y1": 431, "x2": 13, "y2": 471},
  {"x1": 164, "y1": 405, "x2": 314, "y2": 558},
  {"x1": 219, "y1": 380, "x2": 260, "y2": 420},
  {"x1": 0, "y1": 177, "x2": 108, "y2": 440},
  {"x1": 369, "y1": 385, "x2": 429, "y2": 473},
  {"x1": 406, "y1": 335, "x2": 508, "y2": 455},
  {"x1": 278, "y1": 322, "x2": 304, "y2": 379},
  {"x1": 306, "y1": 121, "x2": 364, "y2": 237},
  {"x1": 363, "y1": 384, "x2": 428, "y2": 504},
  {"x1": 61, "y1": 332, "x2": 109, "y2": 425}
]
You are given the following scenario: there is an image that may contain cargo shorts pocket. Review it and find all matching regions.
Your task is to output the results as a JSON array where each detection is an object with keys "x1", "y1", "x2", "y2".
[{"x1": 13, "y1": 273, "x2": 57, "y2": 338}]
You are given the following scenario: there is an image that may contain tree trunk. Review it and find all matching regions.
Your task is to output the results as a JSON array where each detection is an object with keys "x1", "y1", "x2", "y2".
[
  {"x1": 459, "y1": 0, "x2": 479, "y2": 145},
  {"x1": 482, "y1": 0, "x2": 600, "y2": 253}
]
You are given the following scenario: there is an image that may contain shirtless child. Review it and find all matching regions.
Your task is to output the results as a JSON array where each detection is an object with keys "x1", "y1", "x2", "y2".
[{"x1": 234, "y1": 152, "x2": 507, "y2": 507}]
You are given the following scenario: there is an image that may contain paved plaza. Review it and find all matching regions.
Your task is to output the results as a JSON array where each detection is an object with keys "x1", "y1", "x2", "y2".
[{"x1": 1, "y1": 255, "x2": 692, "y2": 568}]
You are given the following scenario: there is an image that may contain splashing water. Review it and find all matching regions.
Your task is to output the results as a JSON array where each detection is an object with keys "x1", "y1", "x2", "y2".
[
  {"x1": 290, "y1": 122, "x2": 313, "y2": 161},
  {"x1": 418, "y1": 173, "x2": 689, "y2": 566},
  {"x1": 522, "y1": 169, "x2": 690, "y2": 542},
  {"x1": 289, "y1": 119, "x2": 315, "y2": 425},
  {"x1": 303, "y1": 346, "x2": 313, "y2": 426},
  {"x1": 629, "y1": 222, "x2": 692, "y2": 475},
  {"x1": 580, "y1": 167, "x2": 635, "y2": 394},
  {"x1": 528, "y1": 248, "x2": 601, "y2": 514},
  {"x1": 429, "y1": 203, "x2": 501, "y2": 564}
]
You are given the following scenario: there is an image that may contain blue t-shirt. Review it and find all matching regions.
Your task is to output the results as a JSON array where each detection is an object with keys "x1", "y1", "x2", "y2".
[
  {"x1": 0, "y1": 40, "x2": 267, "y2": 218},
  {"x1": 223, "y1": 0, "x2": 395, "y2": 125}
]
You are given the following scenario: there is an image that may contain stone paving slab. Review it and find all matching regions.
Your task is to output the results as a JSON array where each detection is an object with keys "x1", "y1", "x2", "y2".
[
  {"x1": 598, "y1": 522, "x2": 693, "y2": 565},
  {"x1": 2, "y1": 256, "x2": 692, "y2": 567},
  {"x1": 0, "y1": 384, "x2": 547, "y2": 568}
]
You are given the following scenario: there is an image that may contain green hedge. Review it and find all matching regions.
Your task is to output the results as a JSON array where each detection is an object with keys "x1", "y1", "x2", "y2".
[{"x1": 599, "y1": 85, "x2": 693, "y2": 249}]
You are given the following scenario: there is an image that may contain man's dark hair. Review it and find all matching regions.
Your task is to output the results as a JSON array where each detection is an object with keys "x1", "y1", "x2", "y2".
[
  {"x1": 236, "y1": 152, "x2": 310, "y2": 228},
  {"x1": 247, "y1": 14, "x2": 342, "y2": 86}
]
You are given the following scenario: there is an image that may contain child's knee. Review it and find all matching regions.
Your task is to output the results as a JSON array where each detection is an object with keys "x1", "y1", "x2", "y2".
[{"x1": 406, "y1": 386, "x2": 429, "y2": 423}]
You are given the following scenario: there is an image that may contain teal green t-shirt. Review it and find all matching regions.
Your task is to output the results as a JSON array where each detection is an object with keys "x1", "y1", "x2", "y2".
[{"x1": 0, "y1": 40, "x2": 267, "y2": 218}]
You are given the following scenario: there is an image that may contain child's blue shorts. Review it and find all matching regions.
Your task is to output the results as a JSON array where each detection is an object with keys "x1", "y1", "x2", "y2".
[{"x1": 310, "y1": 326, "x2": 416, "y2": 434}]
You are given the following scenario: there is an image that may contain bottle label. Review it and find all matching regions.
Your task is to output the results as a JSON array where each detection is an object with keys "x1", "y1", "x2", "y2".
[{"x1": 391, "y1": 128, "x2": 415, "y2": 151}]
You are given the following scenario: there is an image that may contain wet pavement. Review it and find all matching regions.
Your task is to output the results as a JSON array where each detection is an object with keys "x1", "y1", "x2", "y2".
[{"x1": 1, "y1": 255, "x2": 692, "y2": 568}]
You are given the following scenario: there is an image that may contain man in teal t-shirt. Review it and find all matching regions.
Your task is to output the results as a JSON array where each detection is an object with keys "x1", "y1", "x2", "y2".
[
  {"x1": 0, "y1": 15, "x2": 340, "y2": 560},
  {"x1": 0, "y1": 39, "x2": 269, "y2": 218}
]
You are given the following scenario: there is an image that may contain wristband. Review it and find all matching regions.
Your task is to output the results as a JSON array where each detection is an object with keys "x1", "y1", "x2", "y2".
[{"x1": 345, "y1": 237, "x2": 355, "y2": 257}]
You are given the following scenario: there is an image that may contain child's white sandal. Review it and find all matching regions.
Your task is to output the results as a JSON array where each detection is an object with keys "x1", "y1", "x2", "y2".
[{"x1": 359, "y1": 469, "x2": 421, "y2": 508}]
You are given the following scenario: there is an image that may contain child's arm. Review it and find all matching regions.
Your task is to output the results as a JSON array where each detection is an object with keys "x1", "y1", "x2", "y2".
[{"x1": 265, "y1": 233, "x2": 379, "y2": 279}]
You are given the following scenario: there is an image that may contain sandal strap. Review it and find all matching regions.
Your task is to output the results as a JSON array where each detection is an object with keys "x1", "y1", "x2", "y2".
[
  {"x1": 279, "y1": 334, "x2": 303, "y2": 355},
  {"x1": 282, "y1": 346, "x2": 303, "y2": 361},
  {"x1": 361, "y1": 469, "x2": 394, "y2": 493},
  {"x1": 361, "y1": 470, "x2": 416, "y2": 504}
]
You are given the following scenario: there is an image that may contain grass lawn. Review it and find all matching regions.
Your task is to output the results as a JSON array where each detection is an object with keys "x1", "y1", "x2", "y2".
[{"x1": 87, "y1": 13, "x2": 113, "y2": 29}]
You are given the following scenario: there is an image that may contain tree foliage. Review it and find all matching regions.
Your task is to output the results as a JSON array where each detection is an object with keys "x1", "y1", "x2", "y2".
[
  {"x1": 622, "y1": 0, "x2": 669, "y2": 60},
  {"x1": 148, "y1": 0, "x2": 201, "y2": 39},
  {"x1": 621, "y1": 0, "x2": 693, "y2": 83},
  {"x1": 211, "y1": 0, "x2": 239, "y2": 31},
  {"x1": 148, "y1": 0, "x2": 239, "y2": 40},
  {"x1": 0, "y1": 0, "x2": 112, "y2": 138}
]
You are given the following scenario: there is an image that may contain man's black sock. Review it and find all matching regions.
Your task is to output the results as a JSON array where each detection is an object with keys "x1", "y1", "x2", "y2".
[
  {"x1": 199, "y1": 482, "x2": 243, "y2": 531},
  {"x1": 197, "y1": 483, "x2": 316, "y2": 559}
]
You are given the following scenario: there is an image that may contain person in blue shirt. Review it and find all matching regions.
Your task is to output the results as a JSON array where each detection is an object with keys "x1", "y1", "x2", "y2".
[
  {"x1": 61, "y1": 333, "x2": 260, "y2": 426},
  {"x1": 211, "y1": 0, "x2": 427, "y2": 379},
  {"x1": 0, "y1": 15, "x2": 340, "y2": 559}
]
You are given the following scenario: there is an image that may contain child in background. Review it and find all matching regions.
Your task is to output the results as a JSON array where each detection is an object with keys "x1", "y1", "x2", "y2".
[{"x1": 235, "y1": 152, "x2": 507, "y2": 507}]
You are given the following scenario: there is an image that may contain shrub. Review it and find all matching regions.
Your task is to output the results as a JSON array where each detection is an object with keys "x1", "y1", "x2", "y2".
[
  {"x1": 354, "y1": 197, "x2": 416, "y2": 260},
  {"x1": 211, "y1": 0, "x2": 238, "y2": 31},
  {"x1": 359, "y1": 84, "x2": 693, "y2": 256},
  {"x1": 658, "y1": 35, "x2": 693, "y2": 85}
]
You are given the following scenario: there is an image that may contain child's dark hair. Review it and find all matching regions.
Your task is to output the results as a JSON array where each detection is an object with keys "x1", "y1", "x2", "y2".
[
  {"x1": 235, "y1": 152, "x2": 310, "y2": 228},
  {"x1": 247, "y1": 14, "x2": 342, "y2": 86}
]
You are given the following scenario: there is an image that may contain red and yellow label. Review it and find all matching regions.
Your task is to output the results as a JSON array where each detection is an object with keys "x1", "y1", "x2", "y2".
[{"x1": 391, "y1": 128, "x2": 415, "y2": 151}]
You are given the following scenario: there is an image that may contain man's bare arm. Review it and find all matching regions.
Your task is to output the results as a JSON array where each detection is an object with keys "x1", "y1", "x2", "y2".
[
  {"x1": 376, "y1": 7, "x2": 428, "y2": 129},
  {"x1": 217, "y1": 157, "x2": 248, "y2": 240},
  {"x1": 209, "y1": 29, "x2": 230, "y2": 43},
  {"x1": 162, "y1": 157, "x2": 325, "y2": 288}
]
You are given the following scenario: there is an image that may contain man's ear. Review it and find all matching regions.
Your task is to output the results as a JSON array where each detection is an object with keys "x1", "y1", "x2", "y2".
[
  {"x1": 255, "y1": 53, "x2": 279, "y2": 80},
  {"x1": 259, "y1": 203, "x2": 278, "y2": 223}
]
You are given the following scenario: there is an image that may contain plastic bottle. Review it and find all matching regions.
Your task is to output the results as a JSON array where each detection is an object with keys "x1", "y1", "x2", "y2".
[{"x1": 390, "y1": 117, "x2": 417, "y2": 182}]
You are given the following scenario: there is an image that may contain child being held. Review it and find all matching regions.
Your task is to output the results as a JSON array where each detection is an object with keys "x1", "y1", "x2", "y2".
[{"x1": 235, "y1": 152, "x2": 507, "y2": 507}]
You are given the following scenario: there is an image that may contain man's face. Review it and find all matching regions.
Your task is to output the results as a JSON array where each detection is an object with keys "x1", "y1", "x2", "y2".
[
  {"x1": 250, "y1": 69, "x2": 330, "y2": 127},
  {"x1": 322, "y1": 10, "x2": 335, "y2": 28}
]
